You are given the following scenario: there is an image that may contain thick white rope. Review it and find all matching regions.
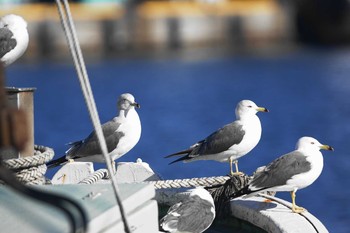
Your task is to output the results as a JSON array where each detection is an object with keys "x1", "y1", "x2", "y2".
[
  {"x1": 2, "y1": 145, "x2": 54, "y2": 185},
  {"x1": 79, "y1": 169, "x2": 109, "y2": 184},
  {"x1": 78, "y1": 169, "x2": 231, "y2": 189},
  {"x1": 149, "y1": 176, "x2": 231, "y2": 189},
  {"x1": 55, "y1": 1, "x2": 131, "y2": 232}
]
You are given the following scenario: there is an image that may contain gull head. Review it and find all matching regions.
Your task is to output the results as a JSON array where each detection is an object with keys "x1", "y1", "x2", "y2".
[
  {"x1": 0, "y1": 14, "x2": 27, "y2": 32},
  {"x1": 117, "y1": 93, "x2": 140, "y2": 111},
  {"x1": 235, "y1": 100, "x2": 268, "y2": 119},
  {"x1": 296, "y1": 136, "x2": 334, "y2": 152}
]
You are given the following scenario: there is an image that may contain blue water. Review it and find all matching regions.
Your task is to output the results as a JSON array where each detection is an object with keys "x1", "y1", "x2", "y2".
[{"x1": 6, "y1": 49, "x2": 350, "y2": 232}]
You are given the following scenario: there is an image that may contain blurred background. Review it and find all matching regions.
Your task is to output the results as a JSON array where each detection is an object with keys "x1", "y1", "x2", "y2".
[{"x1": 2, "y1": 0, "x2": 350, "y2": 232}]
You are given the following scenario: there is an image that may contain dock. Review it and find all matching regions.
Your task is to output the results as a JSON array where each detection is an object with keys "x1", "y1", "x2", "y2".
[{"x1": 0, "y1": 1, "x2": 291, "y2": 62}]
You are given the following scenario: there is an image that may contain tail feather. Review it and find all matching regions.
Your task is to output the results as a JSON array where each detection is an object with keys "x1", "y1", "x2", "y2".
[{"x1": 46, "y1": 156, "x2": 68, "y2": 169}]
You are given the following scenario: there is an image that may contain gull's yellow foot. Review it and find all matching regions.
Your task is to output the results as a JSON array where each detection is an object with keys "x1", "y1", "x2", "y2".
[
  {"x1": 229, "y1": 158, "x2": 244, "y2": 176},
  {"x1": 290, "y1": 191, "x2": 306, "y2": 213},
  {"x1": 68, "y1": 159, "x2": 75, "y2": 163},
  {"x1": 292, "y1": 205, "x2": 306, "y2": 213},
  {"x1": 230, "y1": 171, "x2": 244, "y2": 176}
]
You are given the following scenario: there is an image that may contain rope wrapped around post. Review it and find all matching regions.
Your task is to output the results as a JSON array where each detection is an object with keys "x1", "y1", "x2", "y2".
[{"x1": 1, "y1": 145, "x2": 54, "y2": 185}]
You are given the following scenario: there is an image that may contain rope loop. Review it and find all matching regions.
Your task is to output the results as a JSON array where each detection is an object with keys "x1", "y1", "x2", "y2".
[{"x1": 1, "y1": 145, "x2": 54, "y2": 185}]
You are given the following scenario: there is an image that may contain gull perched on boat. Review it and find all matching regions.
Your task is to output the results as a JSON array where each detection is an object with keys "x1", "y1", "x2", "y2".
[
  {"x1": 0, "y1": 14, "x2": 28, "y2": 66},
  {"x1": 160, "y1": 187, "x2": 215, "y2": 233},
  {"x1": 230, "y1": 136, "x2": 334, "y2": 213},
  {"x1": 47, "y1": 93, "x2": 141, "y2": 168},
  {"x1": 165, "y1": 100, "x2": 268, "y2": 176}
]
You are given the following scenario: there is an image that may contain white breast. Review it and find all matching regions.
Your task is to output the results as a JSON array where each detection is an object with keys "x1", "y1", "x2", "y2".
[
  {"x1": 228, "y1": 115, "x2": 262, "y2": 159},
  {"x1": 111, "y1": 109, "x2": 141, "y2": 160}
]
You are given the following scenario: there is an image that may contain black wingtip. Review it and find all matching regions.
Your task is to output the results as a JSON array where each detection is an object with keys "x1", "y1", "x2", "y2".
[
  {"x1": 168, "y1": 155, "x2": 189, "y2": 165},
  {"x1": 229, "y1": 186, "x2": 267, "y2": 200},
  {"x1": 46, "y1": 156, "x2": 68, "y2": 169},
  {"x1": 229, "y1": 185, "x2": 250, "y2": 199},
  {"x1": 164, "y1": 153, "x2": 178, "y2": 159},
  {"x1": 164, "y1": 148, "x2": 192, "y2": 158}
]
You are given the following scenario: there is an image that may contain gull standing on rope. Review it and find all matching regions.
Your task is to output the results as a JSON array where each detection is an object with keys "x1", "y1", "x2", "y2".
[
  {"x1": 160, "y1": 187, "x2": 216, "y2": 233},
  {"x1": 0, "y1": 14, "x2": 28, "y2": 66},
  {"x1": 47, "y1": 93, "x2": 141, "y2": 168},
  {"x1": 230, "y1": 136, "x2": 334, "y2": 213},
  {"x1": 166, "y1": 100, "x2": 268, "y2": 176}
]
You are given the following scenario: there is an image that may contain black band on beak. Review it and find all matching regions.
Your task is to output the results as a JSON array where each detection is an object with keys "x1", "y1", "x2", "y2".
[{"x1": 133, "y1": 102, "x2": 140, "y2": 108}]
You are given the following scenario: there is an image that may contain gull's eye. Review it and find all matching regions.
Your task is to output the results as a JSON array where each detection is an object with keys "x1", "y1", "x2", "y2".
[
  {"x1": 311, "y1": 142, "x2": 315, "y2": 145},
  {"x1": 248, "y1": 105, "x2": 252, "y2": 108}
]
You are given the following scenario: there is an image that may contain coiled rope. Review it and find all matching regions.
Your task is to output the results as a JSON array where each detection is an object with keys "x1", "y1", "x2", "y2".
[
  {"x1": 2, "y1": 145, "x2": 54, "y2": 185},
  {"x1": 78, "y1": 168, "x2": 231, "y2": 189}
]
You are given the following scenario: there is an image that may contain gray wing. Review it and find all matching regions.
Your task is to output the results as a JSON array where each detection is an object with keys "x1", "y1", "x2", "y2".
[
  {"x1": 67, "y1": 120, "x2": 123, "y2": 158},
  {"x1": 161, "y1": 196, "x2": 215, "y2": 233},
  {"x1": 191, "y1": 121, "x2": 245, "y2": 157},
  {"x1": 159, "y1": 202, "x2": 182, "y2": 231},
  {"x1": 0, "y1": 27, "x2": 16, "y2": 58},
  {"x1": 250, "y1": 151, "x2": 311, "y2": 190}
]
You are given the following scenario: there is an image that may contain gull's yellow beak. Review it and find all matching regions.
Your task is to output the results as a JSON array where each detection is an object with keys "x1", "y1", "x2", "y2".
[
  {"x1": 257, "y1": 107, "x2": 269, "y2": 113},
  {"x1": 320, "y1": 144, "x2": 334, "y2": 151},
  {"x1": 131, "y1": 102, "x2": 141, "y2": 108}
]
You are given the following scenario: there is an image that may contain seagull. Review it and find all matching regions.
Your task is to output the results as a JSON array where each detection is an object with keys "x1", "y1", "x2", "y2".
[
  {"x1": 0, "y1": 14, "x2": 29, "y2": 66},
  {"x1": 230, "y1": 136, "x2": 334, "y2": 213},
  {"x1": 47, "y1": 93, "x2": 141, "y2": 168},
  {"x1": 165, "y1": 100, "x2": 268, "y2": 176},
  {"x1": 160, "y1": 187, "x2": 215, "y2": 233}
]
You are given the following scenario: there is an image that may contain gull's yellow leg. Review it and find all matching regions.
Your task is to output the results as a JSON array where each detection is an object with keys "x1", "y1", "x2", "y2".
[
  {"x1": 290, "y1": 191, "x2": 305, "y2": 213},
  {"x1": 229, "y1": 158, "x2": 243, "y2": 176},
  {"x1": 234, "y1": 160, "x2": 239, "y2": 174},
  {"x1": 229, "y1": 157, "x2": 234, "y2": 176}
]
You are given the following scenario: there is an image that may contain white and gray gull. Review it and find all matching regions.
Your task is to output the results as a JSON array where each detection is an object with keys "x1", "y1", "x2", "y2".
[
  {"x1": 230, "y1": 136, "x2": 334, "y2": 213},
  {"x1": 166, "y1": 100, "x2": 268, "y2": 176},
  {"x1": 160, "y1": 187, "x2": 215, "y2": 233},
  {"x1": 0, "y1": 14, "x2": 28, "y2": 66},
  {"x1": 47, "y1": 93, "x2": 141, "y2": 168}
]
